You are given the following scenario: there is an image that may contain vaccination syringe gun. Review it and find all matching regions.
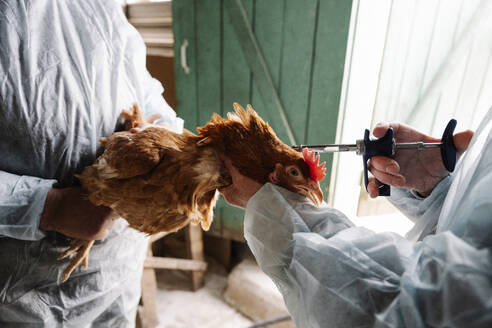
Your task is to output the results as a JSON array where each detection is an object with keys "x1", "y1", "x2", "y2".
[{"x1": 293, "y1": 119, "x2": 458, "y2": 196}]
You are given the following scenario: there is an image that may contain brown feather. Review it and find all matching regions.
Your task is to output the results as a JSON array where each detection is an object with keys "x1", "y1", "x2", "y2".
[{"x1": 196, "y1": 103, "x2": 311, "y2": 187}]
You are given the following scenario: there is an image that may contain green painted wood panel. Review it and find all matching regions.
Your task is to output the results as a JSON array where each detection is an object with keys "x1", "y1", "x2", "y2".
[
  {"x1": 172, "y1": 0, "x2": 353, "y2": 241},
  {"x1": 251, "y1": 0, "x2": 284, "y2": 123},
  {"x1": 196, "y1": 0, "x2": 222, "y2": 126},
  {"x1": 225, "y1": 0, "x2": 296, "y2": 144},
  {"x1": 172, "y1": 0, "x2": 197, "y2": 129},
  {"x1": 222, "y1": 0, "x2": 253, "y2": 113},
  {"x1": 307, "y1": 0, "x2": 353, "y2": 194},
  {"x1": 280, "y1": 0, "x2": 318, "y2": 143}
]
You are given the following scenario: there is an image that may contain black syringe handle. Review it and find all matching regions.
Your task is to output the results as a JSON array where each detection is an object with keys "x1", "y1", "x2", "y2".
[
  {"x1": 441, "y1": 119, "x2": 457, "y2": 172},
  {"x1": 362, "y1": 128, "x2": 394, "y2": 196}
]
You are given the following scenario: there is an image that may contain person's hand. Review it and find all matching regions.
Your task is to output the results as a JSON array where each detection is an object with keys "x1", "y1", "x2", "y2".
[
  {"x1": 40, "y1": 187, "x2": 118, "y2": 240},
  {"x1": 219, "y1": 158, "x2": 262, "y2": 209},
  {"x1": 121, "y1": 104, "x2": 164, "y2": 133},
  {"x1": 129, "y1": 114, "x2": 168, "y2": 133},
  {"x1": 367, "y1": 122, "x2": 474, "y2": 198}
]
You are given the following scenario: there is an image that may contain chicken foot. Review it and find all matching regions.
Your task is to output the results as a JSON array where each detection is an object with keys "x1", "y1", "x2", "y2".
[{"x1": 58, "y1": 239, "x2": 95, "y2": 283}]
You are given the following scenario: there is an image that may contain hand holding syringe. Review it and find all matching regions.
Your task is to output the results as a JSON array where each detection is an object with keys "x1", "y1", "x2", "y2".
[{"x1": 293, "y1": 119, "x2": 474, "y2": 197}]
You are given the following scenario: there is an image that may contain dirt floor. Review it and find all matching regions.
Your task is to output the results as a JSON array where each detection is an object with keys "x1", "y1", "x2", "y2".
[{"x1": 154, "y1": 259, "x2": 253, "y2": 328}]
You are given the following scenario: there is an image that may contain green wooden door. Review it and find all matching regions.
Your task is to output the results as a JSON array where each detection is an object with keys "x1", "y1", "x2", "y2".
[{"x1": 172, "y1": 0, "x2": 353, "y2": 241}]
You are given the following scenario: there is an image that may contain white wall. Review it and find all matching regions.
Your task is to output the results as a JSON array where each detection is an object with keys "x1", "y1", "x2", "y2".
[{"x1": 331, "y1": 0, "x2": 492, "y2": 235}]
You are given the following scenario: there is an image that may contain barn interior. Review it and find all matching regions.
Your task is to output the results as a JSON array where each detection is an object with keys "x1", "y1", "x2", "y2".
[
  {"x1": 122, "y1": 0, "x2": 491, "y2": 327},
  {"x1": 2, "y1": 0, "x2": 489, "y2": 327}
]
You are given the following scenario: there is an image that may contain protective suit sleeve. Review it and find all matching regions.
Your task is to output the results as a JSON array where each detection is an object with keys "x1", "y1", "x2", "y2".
[
  {"x1": 141, "y1": 70, "x2": 184, "y2": 133},
  {"x1": 388, "y1": 175, "x2": 452, "y2": 223},
  {"x1": 244, "y1": 183, "x2": 492, "y2": 328},
  {"x1": 0, "y1": 171, "x2": 57, "y2": 241},
  {"x1": 389, "y1": 175, "x2": 453, "y2": 241}
]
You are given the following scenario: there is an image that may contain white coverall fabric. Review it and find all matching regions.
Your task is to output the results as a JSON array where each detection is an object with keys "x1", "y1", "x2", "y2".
[
  {"x1": 0, "y1": 0, "x2": 182, "y2": 326},
  {"x1": 245, "y1": 108, "x2": 492, "y2": 328}
]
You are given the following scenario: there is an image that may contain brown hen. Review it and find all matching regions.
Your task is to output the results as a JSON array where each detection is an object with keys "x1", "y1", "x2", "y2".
[{"x1": 59, "y1": 103, "x2": 325, "y2": 282}]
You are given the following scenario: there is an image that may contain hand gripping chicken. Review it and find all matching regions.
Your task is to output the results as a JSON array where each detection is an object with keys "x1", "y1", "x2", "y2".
[{"x1": 59, "y1": 103, "x2": 326, "y2": 282}]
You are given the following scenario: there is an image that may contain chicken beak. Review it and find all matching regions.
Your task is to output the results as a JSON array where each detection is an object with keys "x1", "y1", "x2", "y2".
[{"x1": 306, "y1": 180, "x2": 324, "y2": 206}]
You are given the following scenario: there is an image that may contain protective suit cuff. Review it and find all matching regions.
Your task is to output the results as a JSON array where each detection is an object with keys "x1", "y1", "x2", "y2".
[
  {"x1": 246, "y1": 183, "x2": 352, "y2": 236},
  {"x1": 21, "y1": 177, "x2": 56, "y2": 241},
  {"x1": 0, "y1": 172, "x2": 57, "y2": 241},
  {"x1": 247, "y1": 183, "x2": 276, "y2": 209},
  {"x1": 246, "y1": 183, "x2": 307, "y2": 214}
]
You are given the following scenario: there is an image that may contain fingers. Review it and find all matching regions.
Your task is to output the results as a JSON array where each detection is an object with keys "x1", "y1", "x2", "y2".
[
  {"x1": 218, "y1": 184, "x2": 246, "y2": 209},
  {"x1": 219, "y1": 156, "x2": 262, "y2": 208},
  {"x1": 129, "y1": 123, "x2": 150, "y2": 133},
  {"x1": 373, "y1": 121, "x2": 431, "y2": 142},
  {"x1": 368, "y1": 158, "x2": 405, "y2": 188},
  {"x1": 146, "y1": 113, "x2": 162, "y2": 124},
  {"x1": 367, "y1": 178, "x2": 380, "y2": 198},
  {"x1": 218, "y1": 157, "x2": 240, "y2": 204},
  {"x1": 129, "y1": 121, "x2": 171, "y2": 134},
  {"x1": 370, "y1": 166, "x2": 405, "y2": 187},
  {"x1": 367, "y1": 157, "x2": 405, "y2": 197},
  {"x1": 222, "y1": 157, "x2": 233, "y2": 171},
  {"x1": 90, "y1": 210, "x2": 116, "y2": 240},
  {"x1": 369, "y1": 156, "x2": 400, "y2": 174},
  {"x1": 222, "y1": 157, "x2": 242, "y2": 185},
  {"x1": 453, "y1": 130, "x2": 474, "y2": 155},
  {"x1": 372, "y1": 122, "x2": 401, "y2": 138}
]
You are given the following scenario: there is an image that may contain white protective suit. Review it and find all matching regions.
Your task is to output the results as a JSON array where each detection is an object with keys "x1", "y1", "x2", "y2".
[
  {"x1": 0, "y1": 0, "x2": 183, "y2": 326},
  {"x1": 245, "y1": 108, "x2": 492, "y2": 328}
]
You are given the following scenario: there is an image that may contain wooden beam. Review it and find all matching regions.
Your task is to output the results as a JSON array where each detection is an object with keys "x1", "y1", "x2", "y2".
[
  {"x1": 127, "y1": 1, "x2": 172, "y2": 19},
  {"x1": 129, "y1": 17, "x2": 172, "y2": 27},
  {"x1": 144, "y1": 256, "x2": 207, "y2": 271},
  {"x1": 186, "y1": 224, "x2": 206, "y2": 290},
  {"x1": 140, "y1": 247, "x2": 159, "y2": 328}
]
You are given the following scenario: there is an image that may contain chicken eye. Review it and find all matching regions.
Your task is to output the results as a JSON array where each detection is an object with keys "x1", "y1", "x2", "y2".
[{"x1": 289, "y1": 168, "x2": 299, "y2": 177}]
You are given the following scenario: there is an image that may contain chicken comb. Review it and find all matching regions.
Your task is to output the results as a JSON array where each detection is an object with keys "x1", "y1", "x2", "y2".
[{"x1": 302, "y1": 148, "x2": 327, "y2": 182}]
